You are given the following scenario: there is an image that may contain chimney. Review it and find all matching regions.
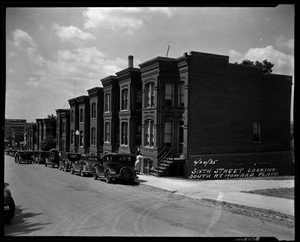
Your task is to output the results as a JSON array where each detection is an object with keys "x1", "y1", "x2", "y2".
[{"x1": 128, "y1": 55, "x2": 134, "y2": 68}]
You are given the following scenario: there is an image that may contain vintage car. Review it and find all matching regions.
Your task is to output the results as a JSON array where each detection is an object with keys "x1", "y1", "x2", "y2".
[
  {"x1": 92, "y1": 153, "x2": 137, "y2": 184},
  {"x1": 59, "y1": 152, "x2": 81, "y2": 172},
  {"x1": 45, "y1": 149, "x2": 60, "y2": 168},
  {"x1": 70, "y1": 155, "x2": 102, "y2": 177},
  {"x1": 35, "y1": 151, "x2": 50, "y2": 164},
  {"x1": 14, "y1": 150, "x2": 34, "y2": 164},
  {"x1": 3, "y1": 183, "x2": 15, "y2": 223}
]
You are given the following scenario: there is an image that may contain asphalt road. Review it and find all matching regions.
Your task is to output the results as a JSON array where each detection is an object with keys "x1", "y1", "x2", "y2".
[{"x1": 4, "y1": 155, "x2": 294, "y2": 239}]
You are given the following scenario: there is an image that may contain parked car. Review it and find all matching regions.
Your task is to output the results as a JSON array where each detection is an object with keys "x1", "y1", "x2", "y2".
[
  {"x1": 70, "y1": 155, "x2": 102, "y2": 177},
  {"x1": 35, "y1": 151, "x2": 50, "y2": 164},
  {"x1": 3, "y1": 183, "x2": 15, "y2": 223},
  {"x1": 92, "y1": 153, "x2": 137, "y2": 184},
  {"x1": 59, "y1": 152, "x2": 81, "y2": 172},
  {"x1": 15, "y1": 150, "x2": 34, "y2": 164},
  {"x1": 45, "y1": 149, "x2": 59, "y2": 168}
]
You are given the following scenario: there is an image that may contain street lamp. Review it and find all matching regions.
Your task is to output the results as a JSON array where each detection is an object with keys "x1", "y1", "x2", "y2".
[{"x1": 75, "y1": 130, "x2": 79, "y2": 153}]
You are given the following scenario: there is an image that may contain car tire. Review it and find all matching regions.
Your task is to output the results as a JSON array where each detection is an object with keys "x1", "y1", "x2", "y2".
[
  {"x1": 70, "y1": 169, "x2": 74, "y2": 174},
  {"x1": 4, "y1": 199, "x2": 15, "y2": 223},
  {"x1": 105, "y1": 171, "x2": 112, "y2": 183}
]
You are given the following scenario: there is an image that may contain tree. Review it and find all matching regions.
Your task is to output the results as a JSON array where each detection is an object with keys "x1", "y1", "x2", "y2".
[
  {"x1": 240, "y1": 59, "x2": 274, "y2": 74},
  {"x1": 41, "y1": 135, "x2": 56, "y2": 151}
]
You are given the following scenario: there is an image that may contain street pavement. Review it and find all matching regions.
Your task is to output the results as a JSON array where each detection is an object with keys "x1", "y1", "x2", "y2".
[{"x1": 137, "y1": 174, "x2": 294, "y2": 219}]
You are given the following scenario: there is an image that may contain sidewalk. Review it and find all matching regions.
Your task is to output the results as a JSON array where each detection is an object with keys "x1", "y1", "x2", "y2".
[{"x1": 137, "y1": 174, "x2": 294, "y2": 219}]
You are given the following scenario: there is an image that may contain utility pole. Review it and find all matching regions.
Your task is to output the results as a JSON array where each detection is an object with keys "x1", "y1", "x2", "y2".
[{"x1": 166, "y1": 45, "x2": 170, "y2": 57}]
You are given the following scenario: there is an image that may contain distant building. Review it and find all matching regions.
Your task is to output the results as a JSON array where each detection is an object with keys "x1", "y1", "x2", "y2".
[
  {"x1": 5, "y1": 119, "x2": 28, "y2": 150},
  {"x1": 56, "y1": 109, "x2": 70, "y2": 153},
  {"x1": 36, "y1": 118, "x2": 56, "y2": 151},
  {"x1": 87, "y1": 87, "x2": 104, "y2": 156}
]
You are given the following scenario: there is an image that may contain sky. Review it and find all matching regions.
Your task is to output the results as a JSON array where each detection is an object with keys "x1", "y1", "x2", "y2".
[{"x1": 5, "y1": 5, "x2": 294, "y2": 122}]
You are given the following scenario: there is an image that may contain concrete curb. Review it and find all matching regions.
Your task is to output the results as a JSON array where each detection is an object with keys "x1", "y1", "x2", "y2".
[{"x1": 199, "y1": 198, "x2": 294, "y2": 220}]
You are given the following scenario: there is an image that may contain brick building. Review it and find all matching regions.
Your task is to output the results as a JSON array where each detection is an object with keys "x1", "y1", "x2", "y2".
[
  {"x1": 176, "y1": 51, "x2": 293, "y2": 179},
  {"x1": 116, "y1": 56, "x2": 142, "y2": 154},
  {"x1": 87, "y1": 87, "x2": 104, "y2": 155},
  {"x1": 76, "y1": 95, "x2": 90, "y2": 154},
  {"x1": 25, "y1": 122, "x2": 37, "y2": 150},
  {"x1": 68, "y1": 98, "x2": 79, "y2": 153},
  {"x1": 101, "y1": 75, "x2": 120, "y2": 154},
  {"x1": 36, "y1": 118, "x2": 56, "y2": 150},
  {"x1": 56, "y1": 109, "x2": 70, "y2": 153}
]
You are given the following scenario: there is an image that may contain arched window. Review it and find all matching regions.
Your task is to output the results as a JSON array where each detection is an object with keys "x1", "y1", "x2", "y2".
[
  {"x1": 105, "y1": 93, "x2": 110, "y2": 112},
  {"x1": 121, "y1": 89, "x2": 129, "y2": 110},
  {"x1": 145, "y1": 83, "x2": 155, "y2": 108},
  {"x1": 71, "y1": 130, "x2": 74, "y2": 144},
  {"x1": 91, "y1": 127, "x2": 96, "y2": 145},
  {"x1": 144, "y1": 119, "x2": 154, "y2": 147},
  {"x1": 80, "y1": 108, "x2": 84, "y2": 122},
  {"x1": 91, "y1": 102, "x2": 96, "y2": 118},
  {"x1": 80, "y1": 131, "x2": 83, "y2": 146},
  {"x1": 105, "y1": 122, "x2": 110, "y2": 142},
  {"x1": 121, "y1": 122, "x2": 128, "y2": 145}
]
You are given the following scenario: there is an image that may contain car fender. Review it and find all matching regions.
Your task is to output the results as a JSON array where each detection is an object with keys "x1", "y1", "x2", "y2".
[{"x1": 4, "y1": 187, "x2": 13, "y2": 204}]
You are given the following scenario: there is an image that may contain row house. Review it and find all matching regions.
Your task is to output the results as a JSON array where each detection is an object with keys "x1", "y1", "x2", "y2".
[
  {"x1": 115, "y1": 56, "x2": 142, "y2": 154},
  {"x1": 101, "y1": 75, "x2": 120, "y2": 154},
  {"x1": 24, "y1": 122, "x2": 37, "y2": 151},
  {"x1": 87, "y1": 87, "x2": 104, "y2": 155},
  {"x1": 36, "y1": 118, "x2": 56, "y2": 151},
  {"x1": 139, "y1": 56, "x2": 185, "y2": 175},
  {"x1": 56, "y1": 109, "x2": 70, "y2": 153}
]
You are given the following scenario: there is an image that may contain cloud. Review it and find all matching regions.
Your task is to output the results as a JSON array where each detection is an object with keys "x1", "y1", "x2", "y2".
[
  {"x1": 277, "y1": 35, "x2": 294, "y2": 51},
  {"x1": 53, "y1": 24, "x2": 96, "y2": 42},
  {"x1": 83, "y1": 7, "x2": 172, "y2": 33},
  {"x1": 244, "y1": 46, "x2": 294, "y2": 76},
  {"x1": 228, "y1": 49, "x2": 242, "y2": 63},
  {"x1": 9, "y1": 29, "x2": 36, "y2": 49}
]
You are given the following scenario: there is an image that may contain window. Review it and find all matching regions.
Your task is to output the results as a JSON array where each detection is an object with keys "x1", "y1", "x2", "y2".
[
  {"x1": 179, "y1": 81, "x2": 185, "y2": 107},
  {"x1": 164, "y1": 122, "x2": 172, "y2": 147},
  {"x1": 62, "y1": 121, "x2": 66, "y2": 134},
  {"x1": 71, "y1": 130, "x2": 74, "y2": 144},
  {"x1": 145, "y1": 83, "x2": 155, "y2": 108},
  {"x1": 136, "y1": 89, "x2": 142, "y2": 110},
  {"x1": 253, "y1": 122, "x2": 261, "y2": 142},
  {"x1": 80, "y1": 108, "x2": 83, "y2": 122},
  {"x1": 71, "y1": 110, "x2": 74, "y2": 122},
  {"x1": 121, "y1": 89, "x2": 129, "y2": 110},
  {"x1": 105, "y1": 93, "x2": 110, "y2": 112},
  {"x1": 80, "y1": 131, "x2": 83, "y2": 146},
  {"x1": 165, "y1": 83, "x2": 173, "y2": 106},
  {"x1": 91, "y1": 127, "x2": 96, "y2": 145},
  {"x1": 145, "y1": 120, "x2": 154, "y2": 147},
  {"x1": 105, "y1": 122, "x2": 110, "y2": 142},
  {"x1": 91, "y1": 102, "x2": 96, "y2": 118},
  {"x1": 121, "y1": 122, "x2": 128, "y2": 145}
]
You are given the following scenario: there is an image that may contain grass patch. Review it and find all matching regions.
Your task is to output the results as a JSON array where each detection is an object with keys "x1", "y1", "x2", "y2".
[{"x1": 244, "y1": 187, "x2": 294, "y2": 200}]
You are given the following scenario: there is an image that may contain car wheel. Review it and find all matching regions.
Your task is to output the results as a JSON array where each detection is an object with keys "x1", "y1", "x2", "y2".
[
  {"x1": 105, "y1": 171, "x2": 112, "y2": 183},
  {"x1": 4, "y1": 199, "x2": 15, "y2": 223},
  {"x1": 93, "y1": 173, "x2": 98, "y2": 180}
]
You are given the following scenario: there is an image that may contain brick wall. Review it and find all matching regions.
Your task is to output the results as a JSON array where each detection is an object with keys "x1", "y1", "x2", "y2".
[{"x1": 188, "y1": 53, "x2": 292, "y2": 155}]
